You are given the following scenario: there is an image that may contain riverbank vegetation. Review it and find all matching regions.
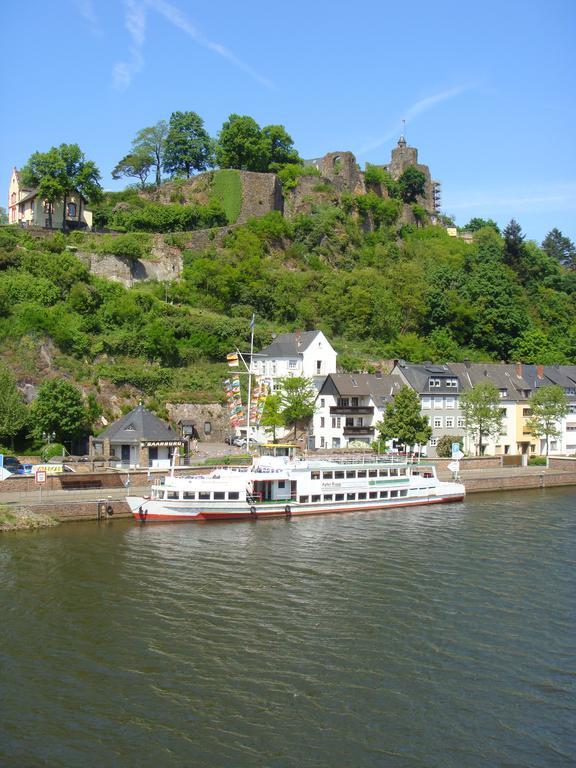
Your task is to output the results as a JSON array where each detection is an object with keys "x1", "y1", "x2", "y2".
[{"x1": 0, "y1": 505, "x2": 59, "y2": 532}]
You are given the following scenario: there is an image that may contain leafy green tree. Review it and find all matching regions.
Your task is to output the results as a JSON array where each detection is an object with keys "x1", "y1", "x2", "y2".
[
  {"x1": 460, "y1": 382, "x2": 503, "y2": 456},
  {"x1": 375, "y1": 386, "x2": 432, "y2": 451},
  {"x1": 0, "y1": 365, "x2": 28, "y2": 449},
  {"x1": 464, "y1": 217, "x2": 500, "y2": 234},
  {"x1": 510, "y1": 329, "x2": 562, "y2": 365},
  {"x1": 436, "y1": 434, "x2": 463, "y2": 458},
  {"x1": 277, "y1": 376, "x2": 316, "y2": 440},
  {"x1": 132, "y1": 121, "x2": 168, "y2": 187},
  {"x1": 21, "y1": 144, "x2": 102, "y2": 230},
  {"x1": 398, "y1": 166, "x2": 426, "y2": 203},
  {"x1": 525, "y1": 385, "x2": 568, "y2": 455},
  {"x1": 216, "y1": 114, "x2": 299, "y2": 172},
  {"x1": 260, "y1": 393, "x2": 284, "y2": 442},
  {"x1": 30, "y1": 379, "x2": 90, "y2": 443},
  {"x1": 261, "y1": 124, "x2": 301, "y2": 167},
  {"x1": 163, "y1": 111, "x2": 214, "y2": 178},
  {"x1": 503, "y1": 218, "x2": 525, "y2": 268},
  {"x1": 542, "y1": 228, "x2": 576, "y2": 269},
  {"x1": 112, "y1": 150, "x2": 154, "y2": 188},
  {"x1": 0, "y1": 207, "x2": 8, "y2": 225}
]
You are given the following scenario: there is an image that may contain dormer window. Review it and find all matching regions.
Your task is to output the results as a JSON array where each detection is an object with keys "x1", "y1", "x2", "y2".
[
  {"x1": 429, "y1": 378, "x2": 441, "y2": 388},
  {"x1": 126, "y1": 423, "x2": 136, "y2": 431},
  {"x1": 499, "y1": 389, "x2": 508, "y2": 398}
]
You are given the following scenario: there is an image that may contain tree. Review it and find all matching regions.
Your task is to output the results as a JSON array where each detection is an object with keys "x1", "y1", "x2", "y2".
[
  {"x1": 503, "y1": 218, "x2": 525, "y2": 268},
  {"x1": 0, "y1": 365, "x2": 28, "y2": 449},
  {"x1": 21, "y1": 144, "x2": 102, "y2": 230},
  {"x1": 260, "y1": 393, "x2": 284, "y2": 442},
  {"x1": 375, "y1": 386, "x2": 432, "y2": 452},
  {"x1": 132, "y1": 120, "x2": 168, "y2": 187},
  {"x1": 112, "y1": 150, "x2": 154, "y2": 188},
  {"x1": 163, "y1": 111, "x2": 214, "y2": 178},
  {"x1": 464, "y1": 217, "x2": 500, "y2": 234},
  {"x1": 277, "y1": 377, "x2": 316, "y2": 441},
  {"x1": 30, "y1": 379, "x2": 90, "y2": 444},
  {"x1": 0, "y1": 207, "x2": 8, "y2": 225},
  {"x1": 261, "y1": 124, "x2": 301, "y2": 167},
  {"x1": 460, "y1": 382, "x2": 503, "y2": 456},
  {"x1": 216, "y1": 114, "x2": 267, "y2": 171},
  {"x1": 398, "y1": 166, "x2": 426, "y2": 203},
  {"x1": 542, "y1": 228, "x2": 576, "y2": 269},
  {"x1": 525, "y1": 385, "x2": 568, "y2": 455}
]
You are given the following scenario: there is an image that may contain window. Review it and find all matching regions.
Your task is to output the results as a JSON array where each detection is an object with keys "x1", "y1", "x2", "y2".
[
  {"x1": 335, "y1": 470, "x2": 344, "y2": 479},
  {"x1": 311, "y1": 471, "x2": 320, "y2": 480},
  {"x1": 380, "y1": 490, "x2": 388, "y2": 499},
  {"x1": 347, "y1": 493, "x2": 355, "y2": 500},
  {"x1": 390, "y1": 490, "x2": 399, "y2": 498},
  {"x1": 379, "y1": 469, "x2": 389, "y2": 477},
  {"x1": 445, "y1": 418, "x2": 454, "y2": 428},
  {"x1": 357, "y1": 470, "x2": 366, "y2": 478},
  {"x1": 331, "y1": 417, "x2": 341, "y2": 428},
  {"x1": 429, "y1": 378, "x2": 441, "y2": 388},
  {"x1": 323, "y1": 471, "x2": 333, "y2": 479},
  {"x1": 566, "y1": 424, "x2": 576, "y2": 431},
  {"x1": 457, "y1": 418, "x2": 465, "y2": 428},
  {"x1": 199, "y1": 491, "x2": 210, "y2": 500},
  {"x1": 400, "y1": 489, "x2": 408, "y2": 497},
  {"x1": 214, "y1": 492, "x2": 225, "y2": 500},
  {"x1": 390, "y1": 468, "x2": 398, "y2": 477},
  {"x1": 278, "y1": 480, "x2": 285, "y2": 488},
  {"x1": 399, "y1": 468, "x2": 407, "y2": 476},
  {"x1": 338, "y1": 398, "x2": 349, "y2": 407},
  {"x1": 320, "y1": 437, "x2": 325, "y2": 448},
  {"x1": 446, "y1": 378, "x2": 458, "y2": 388},
  {"x1": 67, "y1": 202, "x2": 77, "y2": 217},
  {"x1": 320, "y1": 398, "x2": 325, "y2": 408},
  {"x1": 183, "y1": 492, "x2": 196, "y2": 500},
  {"x1": 204, "y1": 421, "x2": 211, "y2": 435},
  {"x1": 368, "y1": 469, "x2": 377, "y2": 478},
  {"x1": 499, "y1": 389, "x2": 508, "y2": 398},
  {"x1": 299, "y1": 495, "x2": 309, "y2": 503},
  {"x1": 433, "y1": 417, "x2": 443, "y2": 428},
  {"x1": 430, "y1": 437, "x2": 438, "y2": 447},
  {"x1": 358, "y1": 492, "x2": 367, "y2": 500},
  {"x1": 320, "y1": 417, "x2": 325, "y2": 428},
  {"x1": 346, "y1": 470, "x2": 356, "y2": 478},
  {"x1": 288, "y1": 360, "x2": 297, "y2": 369},
  {"x1": 434, "y1": 398, "x2": 444, "y2": 409},
  {"x1": 228, "y1": 492, "x2": 239, "y2": 500},
  {"x1": 335, "y1": 493, "x2": 344, "y2": 501},
  {"x1": 43, "y1": 201, "x2": 54, "y2": 214},
  {"x1": 351, "y1": 397, "x2": 359, "y2": 407},
  {"x1": 312, "y1": 495, "x2": 321, "y2": 503},
  {"x1": 523, "y1": 408, "x2": 531, "y2": 416},
  {"x1": 421, "y1": 397, "x2": 432, "y2": 409},
  {"x1": 369, "y1": 491, "x2": 378, "y2": 499},
  {"x1": 323, "y1": 494, "x2": 333, "y2": 501},
  {"x1": 168, "y1": 491, "x2": 179, "y2": 499},
  {"x1": 316, "y1": 360, "x2": 322, "y2": 374},
  {"x1": 445, "y1": 397, "x2": 455, "y2": 409}
]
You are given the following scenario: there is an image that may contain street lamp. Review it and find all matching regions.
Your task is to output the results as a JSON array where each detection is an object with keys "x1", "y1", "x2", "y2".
[{"x1": 42, "y1": 431, "x2": 56, "y2": 444}]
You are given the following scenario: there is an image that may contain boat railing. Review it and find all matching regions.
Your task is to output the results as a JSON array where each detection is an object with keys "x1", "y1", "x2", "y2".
[{"x1": 303, "y1": 454, "x2": 421, "y2": 466}]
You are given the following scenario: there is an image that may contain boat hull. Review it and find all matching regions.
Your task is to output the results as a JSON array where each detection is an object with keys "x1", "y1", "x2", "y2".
[{"x1": 126, "y1": 493, "x2": 465, "y2": 523}]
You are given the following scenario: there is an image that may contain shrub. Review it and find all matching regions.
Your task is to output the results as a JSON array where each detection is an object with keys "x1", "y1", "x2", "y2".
[
  {"x1": 96, "y1": 233, "x2": 153, "y2": 260},
  {"x1": 436, "y1": 435, "x2": 463, "y2": 458}
]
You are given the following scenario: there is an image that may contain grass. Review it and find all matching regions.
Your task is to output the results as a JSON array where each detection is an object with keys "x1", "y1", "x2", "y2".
[
  {"x1": 0, "y1": 505, "x2": 59, "y2": 531},
  {"x1": 201, "y1": 455, "x2": 251, "y2": 466},
  {"x1": 212, "y1": 170, "x2": 243, "y2": 224}
]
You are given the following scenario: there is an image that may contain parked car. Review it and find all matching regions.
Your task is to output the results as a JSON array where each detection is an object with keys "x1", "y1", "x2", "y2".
[{"x1": 2, "y1": 456, "x2": 24, "y2": 474}]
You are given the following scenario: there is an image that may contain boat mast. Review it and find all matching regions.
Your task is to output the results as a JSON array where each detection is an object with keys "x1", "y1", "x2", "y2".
[{"x1": 245, "y1": 314, "x2": 255, "y2": 451}]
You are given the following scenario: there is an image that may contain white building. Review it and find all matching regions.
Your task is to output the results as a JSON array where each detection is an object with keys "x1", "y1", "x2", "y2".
[
  {"x1": 253, "y1": 330, "x2": 337, "y2": 385},
  {"x1": 8, "y1": 167, "x2": 93, "y2": 230}
]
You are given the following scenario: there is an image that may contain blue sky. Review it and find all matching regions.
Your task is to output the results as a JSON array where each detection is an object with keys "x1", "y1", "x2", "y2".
[{"x1": 2, "y1": 0, "x2": 575, "y2": 243}]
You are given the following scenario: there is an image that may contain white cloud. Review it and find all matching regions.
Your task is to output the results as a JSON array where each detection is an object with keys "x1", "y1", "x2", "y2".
[
  {"x1": 113, "y1": 0, "x2": 147, "y2": 91},
  {"x1": 357, "y1": 85, "x2": 473, "y2": 156}
]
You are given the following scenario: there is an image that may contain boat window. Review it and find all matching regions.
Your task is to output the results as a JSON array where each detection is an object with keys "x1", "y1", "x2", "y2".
[
  {"x1": 335, "y1": 493, "x2": 345, "y2": 501},
  {"x1": 379, "y1": 490, "x2": 388, "y2": 499},
  {"x1": 368, "y1": 469, "x2": 377, "y2": 478},
  {"x1": 399, "y1": 468, "x2": 407, "y2": 476},
  {"x1": 228, "y1": 492, "x2": 239, "y2": 500},
  {"x1": 424, "y1": 472, "x2": 433, "y2": 478},
  {"x1": 357, "y1": 470, "x2": 366, "y2": 478},
  {"x1": 214, "y1": 492, "x2": 225, "y2": 500},
  {"x1": 311, "y1": 471, "x2": 320, "y2": 480},
  {"x1": 347, "y1": 493, "x2": 355, "y2": 500},
  {"x1": 278, "y1": 480, "x2": 286, "y2": 488},
  {"x1": 183, "y1": 492, "x2": 195, "y2": 500},
  {"x1": 311, "y1": 494, "x2": 321, "y2": 503},
  {"x1": 168, "y1": 491, "x2": 179, "y2": 499},
  {"x1": 379, "y1": 469, "x2": 388, "y2": 477},
  {"x1": 358, "y1": 492, "x2": 367, "y2": 500},
  {"x1": 322, "y1": 471, "x2": 333, "y2": 480},
  {"x1": 369, "y1": 491, "x2": 378, "y2": 499},
  {"x1": 335, "y1": 470, "x2": 345, "y2": 479},
  {"x1": 400, "y1": 489, "x2": 408, "y2": 497},
  {"x1": 390, "y1": 468, "x2": 398, "y2": 477},
  {"x1": 346, "y1": 470, "x2": 356, "y2": 479},
  {"x1": 299, "y1": 495, "x2": 309, "y2": 503},
  {"x1": 390, "y1": 490, "x2": 398, "y2": 498},
  {"x1": 199, "y1": 491, "x2": 210, "y2": 500},
  {"x1": 323, "y1": 494, "x2": 333, "y2": 501}
]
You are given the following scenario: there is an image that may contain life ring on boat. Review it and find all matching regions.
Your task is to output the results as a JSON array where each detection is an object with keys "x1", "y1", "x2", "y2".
[
  {"x1": 250, "y1": 506, "x2": 257, "y2": 517},
  {"x1": 107, "y1": 504, "x2": 114, "y2": 516},
  {"x1": 284, "y1": 505, "x2": 292, "y2": 517}
]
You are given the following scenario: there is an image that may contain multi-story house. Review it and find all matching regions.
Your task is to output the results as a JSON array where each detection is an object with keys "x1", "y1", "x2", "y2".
[
  {"x1": 313, "y1": 373, "x2": 402, "y2": 449},
  {"x1": 252, "y1": 331, "x2": 337, "y2": 387},
  {"x1": 525, "y1": 364, "x2": 576, "y2": 455},
  {"x1": 8, "y1": 167, "x2": 93, "y2": 230},
  {"x1": 391, "y1": 361, "x2": 463, "y2": 456}
]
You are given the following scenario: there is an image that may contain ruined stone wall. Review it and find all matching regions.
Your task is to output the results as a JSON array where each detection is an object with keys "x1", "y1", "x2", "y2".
[
  {"x1": 236, "y1": 171, "x2": 283, "y2": 223},
  {"x1": 167, "y1": 403, "x2": 230, "y2": 442}
]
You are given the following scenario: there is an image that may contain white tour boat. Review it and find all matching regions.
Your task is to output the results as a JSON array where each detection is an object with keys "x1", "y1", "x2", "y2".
[{"x1": 126, "y1": 447, "x2": 465, "y2": 523}]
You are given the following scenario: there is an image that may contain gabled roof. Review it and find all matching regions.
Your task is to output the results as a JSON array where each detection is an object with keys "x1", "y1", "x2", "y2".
[
  {"x1": 258, "y1": 331, "x2": 325, "y2": 358},
  {"x1": 393, "y1": 361, "x2": 455, "y2": 393},
  {"x1": 319, "y1": 373, "x2": 403, "y2": 403},
  {"x1": 95, "y1": 404, "x2": 181, "y2": 444}
]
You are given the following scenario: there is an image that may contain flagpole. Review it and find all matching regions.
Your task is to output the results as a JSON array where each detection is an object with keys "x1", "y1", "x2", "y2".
[{"x1": 246, "y1": 314, "x2": 255, "y2": 451}]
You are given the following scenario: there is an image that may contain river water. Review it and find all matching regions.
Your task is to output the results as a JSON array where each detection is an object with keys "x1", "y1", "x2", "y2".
[{"x1": 1, "y1": 488, "x2": 575, "y2": 768}]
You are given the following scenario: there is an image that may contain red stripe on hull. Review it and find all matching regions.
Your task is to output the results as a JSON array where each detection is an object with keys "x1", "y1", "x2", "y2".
[{"x1": 133, "y1": 495, "x2": 465, "y2": 523}]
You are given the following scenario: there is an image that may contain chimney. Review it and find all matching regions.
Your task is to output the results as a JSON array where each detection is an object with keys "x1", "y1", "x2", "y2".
[
  {"x1": 295, "y1": 330, "x2": 301, "y2": 348},
  {"x1": 515, "y1": 361, "x2": 523, "y2": 378},
  {"x1": 375, "y1": 369, "x2": 382, "y2": 379},
  {"x1": 464, "y1": 359, "x2": 471, "y2": 369},
  {"x1": 536, "y1": 364, "x2": 544, "y2": 380}
]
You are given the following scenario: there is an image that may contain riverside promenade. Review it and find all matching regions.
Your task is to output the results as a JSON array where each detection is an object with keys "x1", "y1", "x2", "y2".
[{"x1": 1, "y1": 455, "x2": 575, "y2": 524}]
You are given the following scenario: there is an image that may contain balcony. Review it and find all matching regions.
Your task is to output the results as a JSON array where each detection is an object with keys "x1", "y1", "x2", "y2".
[
  {"x1": 343, "y1": 426, "x2": 375, "y2": 436},
  {"x1": 330, "y1": 405, "x2": 374, "y2": 416}
]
